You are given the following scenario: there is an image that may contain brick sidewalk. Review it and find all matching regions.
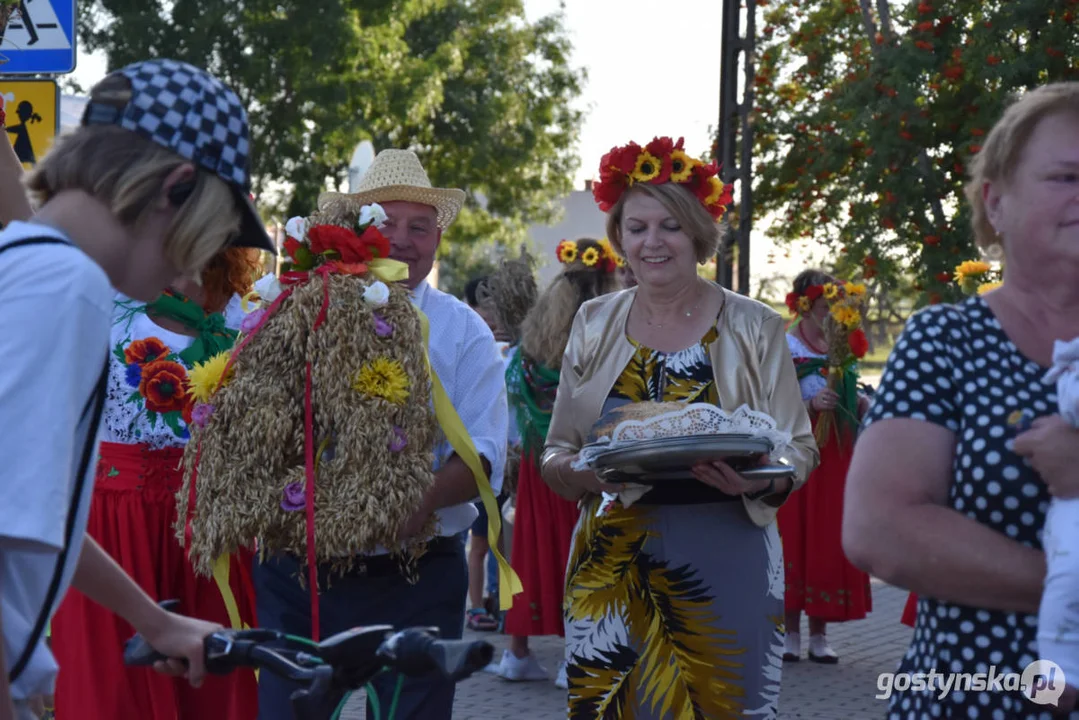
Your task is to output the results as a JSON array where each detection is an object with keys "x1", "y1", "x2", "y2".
[{"x1": 342, "y1": 579, "x2": 912, "y2": 719}]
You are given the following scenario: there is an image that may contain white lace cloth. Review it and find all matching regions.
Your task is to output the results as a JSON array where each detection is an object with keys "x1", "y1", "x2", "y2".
[{"x1": 572, "y1": 403, "x2": 794, "y2": 510}]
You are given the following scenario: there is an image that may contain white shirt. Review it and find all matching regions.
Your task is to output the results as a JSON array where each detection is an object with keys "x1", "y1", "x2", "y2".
[
  {"x1": 497, "y1": 342, "x2": 521, "y2": 447},
  {"x1": 0, "y1": 222, "x2": 113, "y2": 699},
  {"x1": 411, "y1": 281, "x2": 508, "y2": 537}
]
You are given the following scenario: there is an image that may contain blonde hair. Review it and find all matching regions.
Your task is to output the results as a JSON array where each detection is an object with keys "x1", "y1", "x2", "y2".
[
  {"x1": 520, "y1": 265, "x2": 621, "y2": 369},
  {"x1": 26, "y1": 125, "x2": 241, "y2": 273},
  {"x1": 605, "y1": 182, "x2": 722, "y2": 263},
  {"x1": 965, "y1": 82, "x2": 1079, "y2": 249}
]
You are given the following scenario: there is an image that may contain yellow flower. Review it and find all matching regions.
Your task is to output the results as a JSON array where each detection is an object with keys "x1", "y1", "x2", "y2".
[
  {"x1": 830, "y1": 305, "x2": 862, "y2": 330},
  {"x1": 844, "y1": 309, "x2": 862, "y2": 330},
  {"x1": 580, "y1": 246, "x2": 600, "y2": 267},
  {"x1": 797, "y1": 296, "x2": 811, "y2": 313},
  {"x1": 847, "y1": 283, "x2": 867, "y2": 296},
  {"x1": 353, "y1": 357, "x2": 410, "y2": 405},
  {"x1": 189, "y1": 351, "x2": 234, "y2": 403},
  {"x1": 704, "y1": 176, "x2": 726, "y2": 205},
  {"x1": 631, "y1": 151, "x2": 662, "y2": 183},
  {"x1": 557, "y1": 240, "x2": 578, "y2": 264},
  {"x1": 954, "y1": 260, "x2": 991, "y2": 281},
  {"x1": 823, "y1": 283, "x2": 838, "y2": 300},
  {"x1": 669, "y1": 149, "x2": 697, "y2": 182},
  {"x1": 978, "y1": 281, "x2": 1003, "y2": 295}
]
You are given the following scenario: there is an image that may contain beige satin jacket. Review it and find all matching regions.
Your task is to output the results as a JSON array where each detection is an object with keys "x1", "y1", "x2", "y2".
[{"x1": 540, "y1": 283, "x2": 819, "y2": 527}]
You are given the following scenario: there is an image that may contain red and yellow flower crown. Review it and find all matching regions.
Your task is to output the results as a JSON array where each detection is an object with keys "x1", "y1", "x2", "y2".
[
  {"x1": 555, "y1": 238, "x2": 623, "y2": 273},
  {"x1": 592, "y1": 136, "x2": 734, "y2": 220}
]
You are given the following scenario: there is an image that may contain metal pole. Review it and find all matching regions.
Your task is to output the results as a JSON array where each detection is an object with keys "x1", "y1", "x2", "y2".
[
  {"x1": 738, "y1": 0, "x2": 756, "y2": 295},
  {"x1": 715, "y1": 0, "x2": 739, "y2": 291}
]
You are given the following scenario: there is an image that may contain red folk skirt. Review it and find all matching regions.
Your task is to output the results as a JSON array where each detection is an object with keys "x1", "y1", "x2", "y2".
[
  {"x1": 504, "y1": 453, "x2": 580, "y2": 638},
  {"x1": 901, "y1": 593, "x2": 918, "y2": 627},
  {"x1": 51, "y1": 441, "x2": 258, "y2": 720},
  {"x1": 777, "y1": 426, "x2": 873, "y2": 622}
]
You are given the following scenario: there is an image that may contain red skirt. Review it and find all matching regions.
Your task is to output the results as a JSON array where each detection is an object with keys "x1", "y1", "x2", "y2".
[
  {"x1": 777, "y1": 427, "x2": 873, "y2": 622},
  {"x1": 901, "y1": 592, "x2": 918, "y2": 627},
  {"x1": 504, "y1": 453, "x2": 580, "y2": 638},
  {"x1": 51, "y1": 441, "x2": 258, "y2": 720}
]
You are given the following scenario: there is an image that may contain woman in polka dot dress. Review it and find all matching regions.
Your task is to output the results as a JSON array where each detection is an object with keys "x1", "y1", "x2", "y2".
[{"x1": 844, "y1": 83, "x2": 1079, "y2": 718}]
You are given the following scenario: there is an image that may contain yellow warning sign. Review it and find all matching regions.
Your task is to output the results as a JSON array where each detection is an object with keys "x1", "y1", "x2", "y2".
[{"x1": 0, "y1": 80, "x2": 59, "y2": 169}]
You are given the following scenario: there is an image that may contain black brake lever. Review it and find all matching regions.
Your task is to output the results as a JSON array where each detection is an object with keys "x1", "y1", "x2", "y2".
[{"x1": 122, "y1": 599, "x2": 184, "y2": 668}]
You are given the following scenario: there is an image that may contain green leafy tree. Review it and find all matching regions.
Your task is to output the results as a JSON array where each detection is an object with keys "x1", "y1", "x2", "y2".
[
  {"x1": 78, "y1": 0, "x2": 584, "y2": 251},
  {"x1": 751, "y1": 0, "x2": 1079, "y2": 310}
]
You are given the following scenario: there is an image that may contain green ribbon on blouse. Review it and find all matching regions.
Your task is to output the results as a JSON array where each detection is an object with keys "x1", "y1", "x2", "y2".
[
  {"x1": 505, "y1": 346, "x2": 561, "y2": 457},
  {"x1": 116, "y1": 291, "x2": 237, "y2": 367}
]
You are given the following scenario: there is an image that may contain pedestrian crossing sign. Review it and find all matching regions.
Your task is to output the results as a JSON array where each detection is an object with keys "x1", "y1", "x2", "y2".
[
  {"x1": 0, "y1": 0, "x2": 76, "y2": 74},
  {"x1": 0, "y1": 80, "x2": 59, "y2": 169}
]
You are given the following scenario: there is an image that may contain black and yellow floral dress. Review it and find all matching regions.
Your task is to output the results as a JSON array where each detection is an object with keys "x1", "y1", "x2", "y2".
[{"x1": 564, "y1": 326, "x2": 785, "y2": 720}]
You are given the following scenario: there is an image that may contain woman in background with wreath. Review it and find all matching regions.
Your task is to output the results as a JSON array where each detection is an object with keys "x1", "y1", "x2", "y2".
[
  {"x1": 777, "y1": 269, "x2": 873, "y2": 665},
  {"x1": 485, "y1": 238, "x2": 621, "y2": 687}
]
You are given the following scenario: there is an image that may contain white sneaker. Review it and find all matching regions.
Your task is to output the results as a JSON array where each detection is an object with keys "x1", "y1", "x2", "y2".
[
  {"x1": 485, "y1": 649, "x2": 549, "y2": 681},
  {"x1": 783, "y1": 631, "x2": 800, "y2": 662},
  {"x1": 554, "y1": 661, "x2": 568, "y2": 689},
  {"x1": 808, "y1": 633, "x2": 838, "y2": 664}
]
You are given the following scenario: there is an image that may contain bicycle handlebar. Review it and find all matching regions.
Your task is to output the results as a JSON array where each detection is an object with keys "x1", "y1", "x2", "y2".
[{"x1": 123, "y1": 605, "x2": 494, "y2": 719}]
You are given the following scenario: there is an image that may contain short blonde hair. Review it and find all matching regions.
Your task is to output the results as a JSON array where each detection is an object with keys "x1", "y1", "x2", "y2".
[
  {"x1": 605, "y1": 182, "x2": 722, "y2": 263},
  {"x1": 965, "y1": 82, "x2": 1079, "y2": 249},
  {"x1": 26, "y1": 125, "x2": 241, "y2": 273}
]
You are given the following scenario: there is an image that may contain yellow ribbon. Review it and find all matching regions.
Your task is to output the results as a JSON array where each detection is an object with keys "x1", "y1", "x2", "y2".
[
  {"x1": 367, "y1": 257, "x2": 410, "y2": 283},
  {"x1": 416, "y1": 309, "x2": 523, "y2": 610},
  {"x1": 211, "y1": 554, "x2": 244, "y2": 630},
  {"x1": 240, "y1": 290, "x2": 261, "y2": 313}
]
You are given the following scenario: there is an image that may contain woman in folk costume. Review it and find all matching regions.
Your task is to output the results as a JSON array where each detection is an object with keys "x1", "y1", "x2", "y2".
[
  {"x1": 777, "y1": 269, "x2": 873, "y2": 664},
  {"x1": 487, "y1": 238, "x2": 621, "y2": 685},
  {"x1": 50, "y1": 248, "x2": 262, "y2": 720}
]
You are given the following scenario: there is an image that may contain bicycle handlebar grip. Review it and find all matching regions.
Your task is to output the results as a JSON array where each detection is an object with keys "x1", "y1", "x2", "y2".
[
  {"x1": 429, "y1": 639, "x2": 494, "y2": 682},
  {"x1": 122, "y1": 599, "x2": 187, "y2": 668}
]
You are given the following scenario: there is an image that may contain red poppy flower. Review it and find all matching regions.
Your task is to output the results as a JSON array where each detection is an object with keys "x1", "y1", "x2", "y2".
[
  {"x1": 805, "y1": 285, "x2": 824, "y2": 301},
  {"x1": 124, "y1": 338, "x2": 171, "y2": 366},
  {"x1": 139, "y1": 360, "x2": 189, "y2": 414},
  {"x1": 848, "y1": 328, "x2": 869, "y2": 358},
  {"x1": 283, "y1": 237, "x2": 302, "y2": 261},
  {"x1": 308, "y1": 225, "x2": 374, "y2": 264},
  {"x1": 785, "y1": 292, "x2": 800, "y2": 313},
  {"x1": 358, "y1": 225, "x2": 391, "y2": 260}
]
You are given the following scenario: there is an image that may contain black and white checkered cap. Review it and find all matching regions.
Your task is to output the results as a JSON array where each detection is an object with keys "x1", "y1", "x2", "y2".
[{"x1": 82, "y1": 58, "x2": 273, "y2": 252}]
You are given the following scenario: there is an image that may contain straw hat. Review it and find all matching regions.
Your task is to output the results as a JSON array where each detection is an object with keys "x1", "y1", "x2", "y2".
[{"x1": 317, "y1": 149, "x2": 467, "y2": 231}]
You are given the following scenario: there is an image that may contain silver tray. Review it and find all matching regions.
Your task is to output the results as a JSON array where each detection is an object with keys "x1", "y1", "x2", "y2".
[
  {"x1": 597, "y1": 464, "x2": 796, "y2": 486},
  {"x1": 588, "y1": 434, "x2": 774, "y2": 476}
]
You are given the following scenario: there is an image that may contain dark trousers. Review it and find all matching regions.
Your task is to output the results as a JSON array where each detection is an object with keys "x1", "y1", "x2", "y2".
[{"x1": 252, "y1": 537, "x2": 468, "y2": 720}]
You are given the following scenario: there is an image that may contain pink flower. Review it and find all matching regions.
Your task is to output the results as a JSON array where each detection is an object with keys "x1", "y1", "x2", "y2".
[
  {"x1": 240, "y1": 309, "x2": 267, "y2": 334},
  {"x1": 191, "y1": 403, "x2": 215, "y2": 428},
  {"x1": 389, "y1": 426, "x2": 407, "y2": 452},
  {"x1": 373, "y1": 314, "x2": 393, "y2": 338},
  {"x1": 281, "y1": 482, "x2": 306, "y2": 512}
]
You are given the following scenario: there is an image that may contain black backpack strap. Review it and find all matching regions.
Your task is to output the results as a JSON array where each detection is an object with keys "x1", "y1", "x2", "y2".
[
  {"x1": 0, "y1": 237, "x2": 72, "y2": 255},
  {"x1": 6, "y1": 235, "x2": 105, "y2": 684}
]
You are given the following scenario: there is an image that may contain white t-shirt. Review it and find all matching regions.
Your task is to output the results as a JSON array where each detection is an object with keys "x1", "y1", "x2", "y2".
[{"x1": 0, "y1": 221, "x2": 113, "y2": 699}]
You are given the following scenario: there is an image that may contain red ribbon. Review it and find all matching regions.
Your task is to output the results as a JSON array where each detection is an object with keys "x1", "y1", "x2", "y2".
[
  {"x1": 185, "y1": 265, "x2": 339, "y2": 637},
  {"x1": 304, "y1": 362, "x2": 320, "y2": 641}
]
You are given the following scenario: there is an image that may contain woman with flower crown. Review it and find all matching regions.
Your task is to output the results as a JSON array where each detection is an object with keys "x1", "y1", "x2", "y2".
[
  {"x1": 776, "y1": 269, "x2": 874, "y2": 666},
  {"x1": 485, "y1": 237, "x2": 621, "y2": 686},
  {"x1": 542, "y1": 136, "x2": 818, "y2": 719},
  {"x1": 49, "y1": 249, "x2": 262, "y2": 720}
]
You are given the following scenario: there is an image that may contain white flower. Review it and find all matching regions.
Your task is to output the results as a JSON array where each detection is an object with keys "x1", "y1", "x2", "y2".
[
  {"x1": 284, "y1": 216, "x2": 307, "y2": 241},
  {"x1": 362, "y1": 281, "x2": 390, "y2": 306},
  {"x1": 358, "y1": 203, "x2": 388, "y2": 229},
  {"x1": 255, "y1": 273, "x2": 284, "y2": 303}
]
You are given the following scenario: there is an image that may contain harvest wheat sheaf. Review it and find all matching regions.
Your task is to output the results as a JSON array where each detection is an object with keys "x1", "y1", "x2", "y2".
[{"x1": 176, "y1": 208, "x2": 438, "y2": 583}]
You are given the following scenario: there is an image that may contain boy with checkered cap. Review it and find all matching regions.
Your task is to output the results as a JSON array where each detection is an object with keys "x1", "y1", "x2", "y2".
[{"x1": 0, "y1": 58, "x2": 272, "y2": 720}]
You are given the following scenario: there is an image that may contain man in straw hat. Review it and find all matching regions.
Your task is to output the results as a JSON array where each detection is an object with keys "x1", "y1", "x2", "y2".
[{"x1": 252, "y1": 149, "x2": 509, "y2": 720}]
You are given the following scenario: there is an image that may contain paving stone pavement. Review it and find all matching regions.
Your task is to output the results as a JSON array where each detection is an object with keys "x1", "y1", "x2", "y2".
[{"x1": 341, "y1": 579, "x2": 912, "y2": 719}]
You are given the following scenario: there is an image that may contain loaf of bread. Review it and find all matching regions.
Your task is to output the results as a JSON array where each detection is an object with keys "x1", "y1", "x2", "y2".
[{"x1": 587, "y1": 401, "x2": 686, "y2": 444}]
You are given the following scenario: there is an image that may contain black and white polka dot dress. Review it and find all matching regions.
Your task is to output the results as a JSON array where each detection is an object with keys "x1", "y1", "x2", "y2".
[{"x1": 864, "y1": 297, "x2": 1076, "y2": 719}]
